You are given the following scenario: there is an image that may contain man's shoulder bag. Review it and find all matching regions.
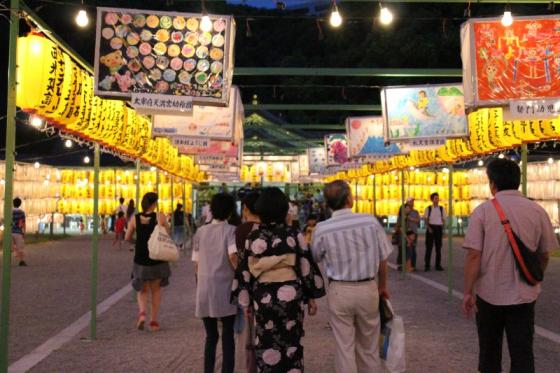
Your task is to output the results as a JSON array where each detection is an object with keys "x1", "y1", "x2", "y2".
[{"x1": 491, "y1": 198, "x2": 543, "y2": 286}]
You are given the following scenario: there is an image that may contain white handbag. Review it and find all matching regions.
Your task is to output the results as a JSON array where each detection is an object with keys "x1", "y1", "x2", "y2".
[{"x1": 148, "y1": 225, "x2": 180, "y2": 262}]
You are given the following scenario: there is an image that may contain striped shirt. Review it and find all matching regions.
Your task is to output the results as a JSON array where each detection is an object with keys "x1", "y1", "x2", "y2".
[{"x1": 311, "y1": 209, "x2": 392, "y2": 281}]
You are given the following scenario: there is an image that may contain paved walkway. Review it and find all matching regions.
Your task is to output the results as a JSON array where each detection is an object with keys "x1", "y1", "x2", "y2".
[{"x1": 0, "y1": 235, "x2": 559, "y2": 372}]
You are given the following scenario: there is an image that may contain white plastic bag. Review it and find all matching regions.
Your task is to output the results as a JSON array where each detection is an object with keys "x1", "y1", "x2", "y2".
[
  {"x1": 148, "y1": 225, "x2": 179, "y2": 262},
  {"x1": 379, "y1": 299, "x2": 406, "y2": 373}
]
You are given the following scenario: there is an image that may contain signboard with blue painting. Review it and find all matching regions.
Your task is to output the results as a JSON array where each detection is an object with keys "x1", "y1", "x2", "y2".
[
  {"x1": 345, "y1": 116, "x2": 404, "y2": 158},
  {"x1": 381, "y1": 84, "x2": 469, "y2": 142}
]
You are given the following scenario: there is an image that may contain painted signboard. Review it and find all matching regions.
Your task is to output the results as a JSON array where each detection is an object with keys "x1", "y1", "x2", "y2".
[
  {"x1": 381, "y1": 84, "x2": 468, "y2": 142},
  {"x1": 345, "y1": 116, "x2": 405, "y2": 158},
  {"x1": 307, "y1": 147, "x2": 326, "y2": 174},
  {"x1": 325, "y1": 134, "x2": 349, "y2": 166},
  {"x1": 94, "y1": 7, "x2": 235, "y2": 106}
]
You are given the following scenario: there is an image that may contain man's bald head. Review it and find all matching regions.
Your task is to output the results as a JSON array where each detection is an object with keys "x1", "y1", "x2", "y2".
[{"x1": 324, "y1": 180, "x2": 352, "y2": 211}]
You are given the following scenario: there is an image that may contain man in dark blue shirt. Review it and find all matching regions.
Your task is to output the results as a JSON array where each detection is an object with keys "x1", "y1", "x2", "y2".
[{"x1": 12, "y1": 197, "x2": 27, "y2": 266}]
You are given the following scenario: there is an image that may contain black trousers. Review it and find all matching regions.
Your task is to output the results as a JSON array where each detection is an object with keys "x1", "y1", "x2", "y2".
[
  {"x1": 424, "y1": 224, "x2": 443, "y2": 268},
  {"x1": 476, "y1": 296, "x2": 535, "y2": 373},
  {"x1": 203, "y1": 315, "x2": 236, "y2": 373}
]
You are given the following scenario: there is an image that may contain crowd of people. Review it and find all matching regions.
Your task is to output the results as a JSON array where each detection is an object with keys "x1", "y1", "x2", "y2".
[{"x1": 7, "y1": 159, "x2": 557, "y2": 373}]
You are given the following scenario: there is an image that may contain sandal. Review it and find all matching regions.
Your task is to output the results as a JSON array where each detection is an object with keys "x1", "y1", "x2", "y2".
[
  {"x1": 137, "y1": 311, "x2": 146, "y2": 331},
  {"x1": 149, "y1": 320, "x2": 160, "y2": 332}
]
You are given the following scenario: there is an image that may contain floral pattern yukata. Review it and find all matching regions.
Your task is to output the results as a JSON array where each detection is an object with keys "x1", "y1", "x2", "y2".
[{"x1": 231, "y1": 223, "x2": 325, "y2": 373}]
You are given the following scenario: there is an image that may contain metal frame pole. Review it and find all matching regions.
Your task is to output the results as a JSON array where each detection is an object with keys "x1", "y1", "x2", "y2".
[
  {"x1": 135, "y1": 160, "x2": 141, "y2": 211},
  {"x1": 521, "y1": 144, "x2": 528, "y2": 197},
  {"x1": 372, "y1": 175, "x2": 376, "y2": 217},
  {"x1": 0, "y1": 0, "x2": 20, "y2": 369},
  {"x1": 447, "y1": 165, "x2": 454, "y2": 299},
  {"x1": 156, "y1": 169, "x2": 160, "y2": 211},
  {"x1": 171, "y1": 176, "x2": 174, "y2": 235},
  {"x1": 90, "y1": 144, "x2": 100, "y2": 340},
  {"x1": 400, "y1": 169, "x2": 406, "y2": 275}
]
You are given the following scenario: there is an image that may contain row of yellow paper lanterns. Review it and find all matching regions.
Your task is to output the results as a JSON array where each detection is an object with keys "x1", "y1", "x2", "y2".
[
  {"x1": 352, "y1": 199, "x2": 472, "y2": 217},
  {"x1": 60, "y1": 169, "x2": 189, "y2": 187},
  {"x1": 16, "y1": 34, "x2": 205, "y2": 182},
  {"x1": 352, "y1": 184, "x2": 471, "y2": 202},
  {"x1": 328, "y1": 108, "x2": 560, "y2": 180},
  {"x1": 240, "y1": 163, "x2": 292, "y2": 183},
  {"x1": 57, "y1": 198, "x2": 193, "y2": 215}
]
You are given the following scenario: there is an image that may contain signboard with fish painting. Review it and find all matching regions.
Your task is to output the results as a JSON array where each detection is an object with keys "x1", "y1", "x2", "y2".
[
  {"x1": 325, "y1": 134, "x2": 349, "y2": 166},
  {"x1": 152, "y1": 86, "x2": 242, "y2": 140},
  {"x1": 94, "y1": 7, "x2": 235, "y2": 106},
  {"x1": 307, "y1": 147, "x2": 326, "y2": 174},
  {"x1": 345, "y1": 116, "x2": 405, "y2": 158},
  {"x1": 461, "y1": 15, "x2": 560, "y2": 109},
  {"x1": 381, "y1": 84, "x2": 469, "y2": 142}
]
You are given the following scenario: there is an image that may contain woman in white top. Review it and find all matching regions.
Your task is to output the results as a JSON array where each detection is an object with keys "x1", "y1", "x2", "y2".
[{"x1": 192, "y1": 193, "x2": 238, "y2": 373}]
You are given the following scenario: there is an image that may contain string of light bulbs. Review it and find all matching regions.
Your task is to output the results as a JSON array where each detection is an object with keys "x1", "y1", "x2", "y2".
[{"x1": 329, "y1": 0, "x2": 394, "y2": 28}]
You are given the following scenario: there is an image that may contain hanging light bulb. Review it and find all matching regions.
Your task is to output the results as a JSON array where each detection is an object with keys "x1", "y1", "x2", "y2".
[
  {"x1": 501, "y1": 5, "x2": 513, "y2": 27},
  {"x1": 34, "y1": 162, "x2": 40, "y2": 169},
  {"x1": 498, "y1": 154, "x2": 505, "y2": 159},
  {"x1": 30, "y1": 116, "x2": 43, "y2": 128},
  {"x1": 76, "y1": 9, "x2": 89, "y2": 27},
  {"x1": 64, "y1": 139, "x2": 73, "y2": 148},
  {"x1": 84, "y1": 156, "x2": 90, "y2": 164},
  {"x1": 379, "y1": 4, "x2": 393, "y2": 26},
  {"x1": 478, "y1": 160, "x2": 484, "y2": 167},
  {"x1": 329, "y1": 1, "x2": 342, "y2": 28},
  {"x1": 548, "y1": 157, "x2": 554, "y2": 164}
]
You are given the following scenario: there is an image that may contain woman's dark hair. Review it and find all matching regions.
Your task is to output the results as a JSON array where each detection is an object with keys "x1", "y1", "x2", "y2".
[
  {"x1": 175, "y1": 203, "x2": 183, "y2": 211},
  {"x1": 323, "y1": 180, "x2": 351, "y2": 211},
  {"x1": 141, "y1": 192, "x2": 158, "y2": 212},
  {"x1": 430, "y1": 193, "x2": 439, "y2": 201},
  {"x1": 486, "y1": 158, "x2": 521, "y2": 191},
  {"x1": 242, "y1": 191, "x2": 260, "y2": 215},
  {"x1": 255, "y1": 187, "x2": 289, "y2": 224},
  {"x1": 126, "y1": 199, "x2": 135, "y2": 219},
  {"x1": 210, "y1": 193, "x2": 235, "y2": 220}
]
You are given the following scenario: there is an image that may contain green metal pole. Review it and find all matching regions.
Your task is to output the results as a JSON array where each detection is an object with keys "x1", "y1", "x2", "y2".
[
  {"x1": 447, "y1": 166, "x2": 454, "y2": 300},
  {"x1": 372, "y1": 175, "x2": 376, "y2": 217},
  {"x1": 90, "y1": 144, "x2": 100, "y2": 340},
  {"x1": 0, "y1": 1, "x2": 19, "y2": 369},
  {"x1": 156, "y1": 169, "x2": 160, "y2": 211},
  {"x1": 521, "y1": 144, "x2": 528, "y2": 197},
  {"x1": 171, "y1": 176, "x2": 174, "y2": 235},
  {"x1": 400, "y1": 169, "x2": 406, "y2": 275},
  {"x1": 135, "y1": 160, "x2": 141, "y2": 210},
  {"x1": 183, "y1": 181, "x2": 187, "y2": 236},
  {"x1": 355, "y1": 181, "x2": 359, "y2": 212}
]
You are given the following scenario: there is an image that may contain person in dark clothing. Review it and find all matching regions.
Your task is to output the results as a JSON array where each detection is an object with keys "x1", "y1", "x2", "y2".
[
  {"x1": 423, "y1": 192, "x2": 446, "y2": 271},
  {"x1": 173, "y1": 203, "x2": 186, "y2": 248},
  {"x1": 125, "y1": 192, "x2": 171, "y2": 332}
]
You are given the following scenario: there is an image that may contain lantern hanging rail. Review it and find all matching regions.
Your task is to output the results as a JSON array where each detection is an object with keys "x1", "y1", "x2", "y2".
[
  {"x1": 235, "y1": 67, "x2": 462, "y2": 78},
  {"x1": 159, "y1": 0, "x2": 557, "y2": 3},
  {"x1": 244, "y1": 104, "x2": 382, "y2": 111},
  {"x1": 246, "y1": 123, "x2": 346, "y2": 130}
]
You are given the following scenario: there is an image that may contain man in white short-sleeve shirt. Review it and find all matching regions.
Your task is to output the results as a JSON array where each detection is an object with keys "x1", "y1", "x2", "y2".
[{"x1": 462, "y1": 159, "x2": 557, "y2": 373}]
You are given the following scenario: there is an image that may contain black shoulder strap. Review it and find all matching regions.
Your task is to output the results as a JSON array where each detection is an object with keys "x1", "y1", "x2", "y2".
[{"x1": 428, "y1": 206, "x2": 432, "y2": 218}]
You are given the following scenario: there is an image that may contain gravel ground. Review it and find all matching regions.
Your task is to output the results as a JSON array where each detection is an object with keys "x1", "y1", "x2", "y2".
[{"x1": 1, "y1": 234, "x2": 559, "y2": 372}]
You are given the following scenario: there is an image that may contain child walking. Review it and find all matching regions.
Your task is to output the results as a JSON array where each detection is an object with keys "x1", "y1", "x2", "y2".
[{"x1": 114, "y1": 211, "x2": 127, "y2": 249}]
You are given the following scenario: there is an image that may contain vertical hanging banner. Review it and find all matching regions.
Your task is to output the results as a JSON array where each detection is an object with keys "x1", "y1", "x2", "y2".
[
  {"x1": 461, "y1": 15, "x2": 560, "y2": 110},
  {"x1": 345, "y1": 116, "x2": 405, "y2": 158},
  {"x1": 94, "y1": 7, "x2": 236, "y2": 107},
  {"x1": 307, "y1": 147, "x2": 326, "y2": 174},
  {"x1": 381, "y1": 84, "x2": 469, "y2": 142},
  {"x1": 325, "y1": 134, "x2": 349, "y2": 166}
]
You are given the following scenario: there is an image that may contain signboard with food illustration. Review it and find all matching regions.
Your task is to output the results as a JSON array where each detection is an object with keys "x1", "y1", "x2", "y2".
[
  {"x1": 94, "y1": 7, "x2": 235, "y2": 106},
  {"x1": 345, "y1": 116, "x2": 405, "y2": 158},
  {"x1": 307, "y1": 147, "x2": 326, "y2": 174},
  {"x1": 152, "y1": 86, "x2": 241, "y2": 140},
  {"x1": 325, "y1": 134, "x2": 349, "y2": 166},
  {"x1": 461, "y1": 15, "x2": 560, "y2": 109},
  {"x1": 381, "y1": 84, "x2": 468, "y2": 142}
]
